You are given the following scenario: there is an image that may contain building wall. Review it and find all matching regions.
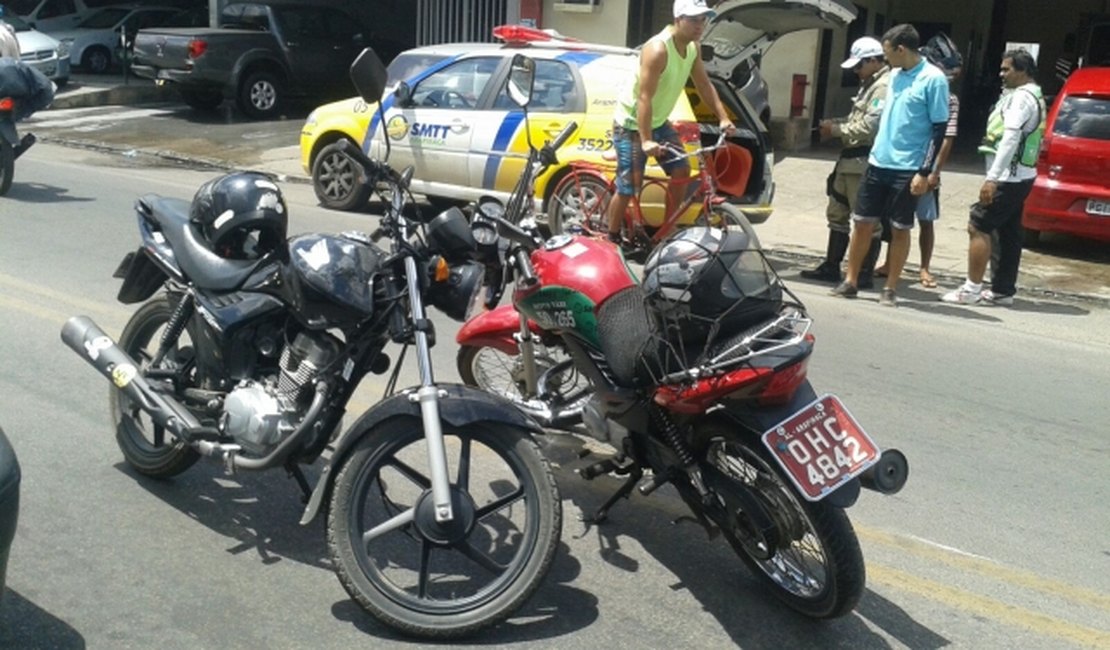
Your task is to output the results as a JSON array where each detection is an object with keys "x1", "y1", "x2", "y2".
[{"x1": 542, "y1": 0, "x2": 630, "y2": 44}]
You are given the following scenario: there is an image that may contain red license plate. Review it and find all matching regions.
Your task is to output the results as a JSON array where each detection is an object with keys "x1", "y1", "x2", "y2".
[{"x1": 761, "y1": 394, "x2": 880, "y2": 501}]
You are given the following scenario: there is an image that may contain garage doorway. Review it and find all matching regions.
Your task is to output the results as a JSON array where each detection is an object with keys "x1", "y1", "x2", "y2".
[{"x1": 416, "y1": 0, "x2": 516, "y2": 45}]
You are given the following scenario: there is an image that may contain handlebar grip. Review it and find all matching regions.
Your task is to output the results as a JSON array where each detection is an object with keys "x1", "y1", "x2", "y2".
[{"x1": 550, "y1": 121, "x2": 578, "y2": 151}]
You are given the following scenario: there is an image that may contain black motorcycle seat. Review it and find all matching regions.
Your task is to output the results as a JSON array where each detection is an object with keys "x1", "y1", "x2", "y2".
[{"x1": 139, "y1": 195, "x2": 261, "y2": 291}]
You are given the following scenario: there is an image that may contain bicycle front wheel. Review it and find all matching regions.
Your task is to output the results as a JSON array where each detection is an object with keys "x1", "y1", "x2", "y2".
[{"x1": 547, "y1": 172, "x2": 612, "y2": 235}]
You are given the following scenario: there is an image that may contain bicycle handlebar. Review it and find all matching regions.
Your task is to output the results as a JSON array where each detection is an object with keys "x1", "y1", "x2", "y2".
[{"x1": 657, "y1": 132, "x2": 727, "y2": 161}]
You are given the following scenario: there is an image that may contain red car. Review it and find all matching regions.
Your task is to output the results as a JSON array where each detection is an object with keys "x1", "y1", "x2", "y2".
[{"x1": 1022, "y1": 67, "x2": 1110, "y2": 244}]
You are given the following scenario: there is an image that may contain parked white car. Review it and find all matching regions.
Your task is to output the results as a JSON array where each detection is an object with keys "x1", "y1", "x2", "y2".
[
  {"x1": 3, "y1": 0, "x2": 116, "y2": 33},
  {"x1": 52, "y1": 4, "x2": 176, "y2": 73},
  {"x1": 3, "y1": 13, "x2": 70, "y2": 86}
]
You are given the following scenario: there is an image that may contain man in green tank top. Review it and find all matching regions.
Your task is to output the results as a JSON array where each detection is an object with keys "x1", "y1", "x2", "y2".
[{"x1": 605, "y1": 0, "x2": 736, "y2": 242}]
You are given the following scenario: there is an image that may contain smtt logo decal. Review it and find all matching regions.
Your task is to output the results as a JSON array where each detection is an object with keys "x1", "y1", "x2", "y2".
[{"x1": 387, "y1": 115, "x2": 410, "y2": 140}]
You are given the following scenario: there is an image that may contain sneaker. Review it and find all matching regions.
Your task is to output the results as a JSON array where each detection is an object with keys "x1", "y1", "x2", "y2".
[
  {"x1": 879, "y1": 288, "x2": 897, "y2": 307},
  {"x1": 980, "y1": 289, "x2": 1014, "y2": 306},
  {"x1": 830, "y1": 281, "x2": 858, "y2": 299},
  {"x1": 940, "y1": 284, "x2": 983, "y2": 305}
]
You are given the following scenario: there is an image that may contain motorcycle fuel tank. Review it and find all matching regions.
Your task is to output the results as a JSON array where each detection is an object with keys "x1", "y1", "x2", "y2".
[{"x1": 515, "y1": 234, "x2": 637, "y2": 348}]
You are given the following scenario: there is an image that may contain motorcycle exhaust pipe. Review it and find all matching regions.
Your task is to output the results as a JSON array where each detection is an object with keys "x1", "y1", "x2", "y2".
[
  {"x1": 60, "y1": 316, "x2": 202, "y2": 439},
  {"x1": 858, "y1": 449, "x2": 908, "y2": 495}
]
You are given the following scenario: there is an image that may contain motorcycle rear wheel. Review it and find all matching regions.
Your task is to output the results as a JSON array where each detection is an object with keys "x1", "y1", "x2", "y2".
[
  {"x1": 456, "y1": 343, "x2": 590, "y2": 427},
  {"x1": 0, "y1": 140, "x2": 13, "y2": 196},
  {"x1": 110, "y1": 296, "x2": 200, "y2": 478},
  {"x1": 327, "y1": 419, "x2": 561, "y2": 638},
  {"x1": 697, "y1": 424, "x2": 865, "y2": 618}
]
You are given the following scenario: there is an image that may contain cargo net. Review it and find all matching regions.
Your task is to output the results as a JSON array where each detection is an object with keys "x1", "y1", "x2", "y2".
[{"x1": 638, "y1": 238, "x2": 811, "y2": 387}]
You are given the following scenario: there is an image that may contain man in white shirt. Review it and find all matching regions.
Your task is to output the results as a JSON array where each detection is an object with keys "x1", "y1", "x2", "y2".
[{"x1": 942, "y1": 49, "x2": 1044, "y2": 306}]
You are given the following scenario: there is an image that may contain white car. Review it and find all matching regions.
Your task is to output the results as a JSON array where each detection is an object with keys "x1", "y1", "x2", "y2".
[
  {"x1": 3, "y1": 13, "x2": 70, "y2": 86},
  {"x1": 52, "y1": 4, "x2": 177, "y2": 74},
  {"x1": 3, "y1": 0, "x2": 116, "y2": 33}
]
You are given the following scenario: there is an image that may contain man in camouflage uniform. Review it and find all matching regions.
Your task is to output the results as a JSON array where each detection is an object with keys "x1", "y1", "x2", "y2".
[{"x1": 801, "y1": 37, "x2": 890, "y2": 287}]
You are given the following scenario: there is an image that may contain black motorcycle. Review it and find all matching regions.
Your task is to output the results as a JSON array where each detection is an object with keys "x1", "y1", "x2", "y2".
[{"x1": 61, "y1": 48, "x2": 560, "y2": 638}]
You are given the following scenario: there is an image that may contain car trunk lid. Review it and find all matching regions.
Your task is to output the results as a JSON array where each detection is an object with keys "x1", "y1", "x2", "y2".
[
  {"x1": 701, "y1": 0, "x2": 858, "y2": 80},
  {"x1": 1042, "y1": 93, "x2": 1110, "y2": 186}
]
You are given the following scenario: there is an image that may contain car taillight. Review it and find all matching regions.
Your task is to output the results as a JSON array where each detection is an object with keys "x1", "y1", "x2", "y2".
[
  {"x1": 187, "y1": 38, "x2": 207, "y2": 59},
  {"x1": 0, "y1": 98, "x2": 13, "y2": 112},
  {"x1": 674, "y1": 120, "x2": 701, "y2": 144}
]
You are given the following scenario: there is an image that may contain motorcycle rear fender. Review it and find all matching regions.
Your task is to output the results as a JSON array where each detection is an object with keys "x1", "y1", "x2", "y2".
[
  {"x1": 114, "y1": 249, "x2": 169, "y2": 304},
  {"x1": 455, "y1": 303, "x2": 531, "y2": 354},
  {"x1": 299, "y1": 383, "x2": 543, "y2": 525},
  {"x1": 133, "y1": 201, "x2": 186, "y2": 283},
  {"x1": 0, "y1": 120, "x2": 17, "y2": 146},
  {"x1": 713, "y1": 379, "x2": 861, "y2": 508}
]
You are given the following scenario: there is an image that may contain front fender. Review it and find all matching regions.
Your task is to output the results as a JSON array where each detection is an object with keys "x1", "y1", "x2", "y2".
[
  {"x1": 299, "y1": 383, "x2": 542, "y2": 525},
  {"x1": 456, "y1": 303, "x2": 528, "y2": 354}
]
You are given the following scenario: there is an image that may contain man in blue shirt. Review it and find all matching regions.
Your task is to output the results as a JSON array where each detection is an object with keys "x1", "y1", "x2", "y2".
[{"x1": 832, "y1": 24, "x2": 950, "y2": 307}]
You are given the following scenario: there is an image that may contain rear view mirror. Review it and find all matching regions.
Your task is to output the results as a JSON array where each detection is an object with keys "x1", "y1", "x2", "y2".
[
  {"x1": 394, "y1": 81, "x2": 412, "y2": 107},
  {"x1": 349, "y1": 47, "x2": 388, "y2": 103},
  {"x1": 506, "y1": 54, "x2": 535, "y2": 108}
]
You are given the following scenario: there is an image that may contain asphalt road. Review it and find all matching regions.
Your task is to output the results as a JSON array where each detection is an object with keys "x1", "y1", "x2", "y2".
[{"x1": 0, "y1": 145, "x2": 1108, "y2": 649}]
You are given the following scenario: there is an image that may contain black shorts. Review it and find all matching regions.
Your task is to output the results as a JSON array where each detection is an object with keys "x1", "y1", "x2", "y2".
[
  {"x1": 970, "y1": 180, "x2": 1034, "y2": 233},
  {"x1": 852, "y1": 166, "x2": 918, "y2": 230}
]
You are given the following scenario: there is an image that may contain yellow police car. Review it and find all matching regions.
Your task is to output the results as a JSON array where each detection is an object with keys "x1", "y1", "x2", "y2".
[{"x1": 300, "y1": 24, "x2": 778, "y2": 225}]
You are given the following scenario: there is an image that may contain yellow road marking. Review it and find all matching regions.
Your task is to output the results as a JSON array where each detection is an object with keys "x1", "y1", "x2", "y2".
[
  {"x1": 868, "y1": 564, "x2": 1110, "y2": 648},
  {"x1": 859, "y1": 527, "x2": 1110, "y2": 614}
]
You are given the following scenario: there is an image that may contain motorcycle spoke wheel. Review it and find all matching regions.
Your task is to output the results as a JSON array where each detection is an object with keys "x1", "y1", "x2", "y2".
[
  {"x1": 110, "y1": 296, "x2": 200, "y2": 478},
  {"x1": 457, "y1": 344, "x2": 591, "y2": 417},
  {"x1": 700, "y1": 428, "x2": 864, "y2": 618},
  {"x1": 327, "y1": 420, "x2": 561, "y2": 638}
]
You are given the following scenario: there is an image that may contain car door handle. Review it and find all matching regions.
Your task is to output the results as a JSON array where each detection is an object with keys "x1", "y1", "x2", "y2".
[{"x1": 451, "y1": 119, "x2": 470, "y2": 134}]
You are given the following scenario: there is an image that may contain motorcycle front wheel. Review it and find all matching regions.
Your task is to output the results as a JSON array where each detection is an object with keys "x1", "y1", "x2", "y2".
[
  {"x1": 326, "y1": 418, "x2": 561, "y2": 638},
  {"x1": 0, "y1": 140, "x2": 14, "y2": 196},
  {"x1": 457, "y1": 344, "x2": 591, "y2": 428},
  {"x1": 696, "y1": 423, "x2": 865, "y2": 619},
  {"x1": 110, "y1": 296, "x2": 201, "y2": 478}
]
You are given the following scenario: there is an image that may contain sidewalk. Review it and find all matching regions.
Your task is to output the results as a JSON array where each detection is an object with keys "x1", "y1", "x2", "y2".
[{"x1": 40, "y1": 76, "x2": 1110, "y2": 306}]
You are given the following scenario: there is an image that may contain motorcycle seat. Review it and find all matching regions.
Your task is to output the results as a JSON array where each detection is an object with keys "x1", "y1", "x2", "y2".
[{"x1": 138, "y1": 195, "x2": 261, "y2": 291}]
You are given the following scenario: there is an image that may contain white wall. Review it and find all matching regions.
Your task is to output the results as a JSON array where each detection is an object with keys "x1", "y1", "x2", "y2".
[{"x1": 542, "y1": 0, "x2": 630, "y2": 45}]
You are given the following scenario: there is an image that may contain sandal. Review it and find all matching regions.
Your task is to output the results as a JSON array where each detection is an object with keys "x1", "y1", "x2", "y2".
[
  {"x1": 873, "y1": 266, "x2": 889, "y2": 278},
  {"x1": 919, "y1": 273, "x2": 937, "y2": 288}
]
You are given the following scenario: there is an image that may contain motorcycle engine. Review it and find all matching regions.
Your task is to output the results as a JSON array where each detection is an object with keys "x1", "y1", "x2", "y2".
[{"x1": 222, "y1": 331, "x2": 341, "y2": 455}]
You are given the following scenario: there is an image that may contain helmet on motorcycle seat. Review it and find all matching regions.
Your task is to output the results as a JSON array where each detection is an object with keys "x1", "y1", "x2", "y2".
[
  {"x1": 642, "y1": 226, "x2": 782, "y2": 341},
  {"x1": 189, "y1": 172, "x2": 288, "y2": 260}
]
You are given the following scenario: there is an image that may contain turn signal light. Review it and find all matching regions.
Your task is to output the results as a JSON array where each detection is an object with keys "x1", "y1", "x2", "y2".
[
  {"x1": 435, "y1": 257, "x2": 450, "y2": 282},
  {"x1": 0, "y1": 98, "x2": 13, "y2": 112}
]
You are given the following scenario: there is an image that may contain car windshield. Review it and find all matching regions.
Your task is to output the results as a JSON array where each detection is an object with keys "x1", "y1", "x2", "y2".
[
  {"x1": 78, "y1": 7, "x2": 130, "y2": 29},
  {"x1": 386, "y1": 52, "x2": 450, "y2": 87},
  {"x1": 1, "y1": 15, "x2": 32, "y2": 31},
  {"x1": 1053, "y1": 95, "x2": 1110, "y2": 141}
]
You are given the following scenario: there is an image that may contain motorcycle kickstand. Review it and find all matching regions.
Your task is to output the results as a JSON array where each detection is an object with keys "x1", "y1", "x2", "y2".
[
  {"x1": 581, "y1": 465, "x2": 643, "y2": 525},
  {"x1": 285, "y1": 462, "x2": 312, "y2": 504}
]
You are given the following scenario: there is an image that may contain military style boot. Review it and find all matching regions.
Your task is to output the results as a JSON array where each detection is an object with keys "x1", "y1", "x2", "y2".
[
  {"x1": 800, "y1": 230, "x2": 850, "y2": 283},
  {"x1": 857, "y1": 237, "x2": 882, "y2": 290}
]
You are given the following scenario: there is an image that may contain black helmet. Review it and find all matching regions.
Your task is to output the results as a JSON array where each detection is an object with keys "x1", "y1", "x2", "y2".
[
  {"x1": 190, "y1": 172, "x2": 288, "y2": 259},
  {"x1": 642, "y1": 226, "x2": 781, "y2": 340}
]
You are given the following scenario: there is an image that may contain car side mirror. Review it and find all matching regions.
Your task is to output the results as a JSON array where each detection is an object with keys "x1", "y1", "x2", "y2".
[
  {"x1": 394, "y1": 81, "x2": 412, "y2": 107},
  {"x1": 349, "y1": 47, "x2": 388, "y2": 103},
  {"x1": 506, "y1": 54, "x2": 535, "y2": 108}
]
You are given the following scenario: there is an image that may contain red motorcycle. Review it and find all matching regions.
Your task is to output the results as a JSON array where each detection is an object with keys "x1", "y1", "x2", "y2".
[{"x1": 456, "y1": 60, "x2": 908, "y2": 618}]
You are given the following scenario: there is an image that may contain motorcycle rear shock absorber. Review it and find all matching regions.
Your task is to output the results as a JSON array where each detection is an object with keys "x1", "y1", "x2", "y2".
[
  {"x1": 650, "y1": 404, "x2": 712, "y2": 505},
  {"x1": 151, "y1": 290, "x2": 196, "y2": 369}
]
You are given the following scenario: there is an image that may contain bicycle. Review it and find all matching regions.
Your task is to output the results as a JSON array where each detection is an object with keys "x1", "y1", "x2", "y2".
[{"x1": 545, "y1": 132, "x2": 753, "y2": 259}]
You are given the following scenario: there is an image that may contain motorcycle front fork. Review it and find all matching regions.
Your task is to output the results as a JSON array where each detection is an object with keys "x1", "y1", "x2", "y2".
[{"x1": 516, "y1": 312, "x2": 539, "y2": 399}]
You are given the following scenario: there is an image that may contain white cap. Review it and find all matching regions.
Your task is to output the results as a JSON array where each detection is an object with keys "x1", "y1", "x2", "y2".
[
  {"x1": 673, "y1": 0, "x2": 716, "y2": 19},
  {"x1": 841, "y1": 37, "x2": 884, "y2": 69}
]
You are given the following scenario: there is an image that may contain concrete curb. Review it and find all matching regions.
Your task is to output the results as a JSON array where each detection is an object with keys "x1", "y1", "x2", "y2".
[{"x1": 50, "y1": 84, "x2": 177, "y2": 110}]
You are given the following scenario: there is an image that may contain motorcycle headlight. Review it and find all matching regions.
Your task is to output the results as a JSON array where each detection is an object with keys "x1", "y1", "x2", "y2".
[{"x1": 428, "y1": 260, "x2": 486, "y2": 322}]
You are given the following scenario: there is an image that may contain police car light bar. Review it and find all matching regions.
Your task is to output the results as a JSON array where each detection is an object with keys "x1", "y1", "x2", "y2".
[{"x1": 492, "y1": 24, "x2": 580, "y2": 44}]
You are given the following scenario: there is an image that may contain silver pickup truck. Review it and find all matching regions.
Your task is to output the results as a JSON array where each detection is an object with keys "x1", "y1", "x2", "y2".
[{"x1": 129, "y1": 1, "x2": 367, "y2": 119}]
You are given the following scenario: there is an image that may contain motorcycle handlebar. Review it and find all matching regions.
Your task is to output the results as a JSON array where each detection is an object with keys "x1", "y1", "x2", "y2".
[{"x1": 549, "y1": 120, "x2": 578, "y2": 152}]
